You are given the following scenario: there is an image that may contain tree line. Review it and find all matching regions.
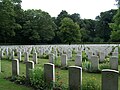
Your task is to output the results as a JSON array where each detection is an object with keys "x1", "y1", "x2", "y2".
[{"x1": 0, "y1": 0, "x2": 120, "y2": 44}]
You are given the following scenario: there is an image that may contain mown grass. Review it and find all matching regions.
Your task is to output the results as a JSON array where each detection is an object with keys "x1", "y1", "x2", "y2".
[
  {"x1": 0, "y1": 53, "x2": 120, "y2": 90},
  {"x1": 0, "y1": 60, "x2": 33, "y2": 90}
]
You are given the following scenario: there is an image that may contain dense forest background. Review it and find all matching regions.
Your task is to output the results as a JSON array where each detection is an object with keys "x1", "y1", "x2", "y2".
[{"x1": 0, "y1": 0, "x2": 120, "y2": 44}]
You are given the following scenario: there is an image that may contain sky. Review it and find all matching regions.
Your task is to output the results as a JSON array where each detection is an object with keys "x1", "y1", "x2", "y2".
[{"x1": 21, "y1": 0, "x2": 118, "y2": 19}]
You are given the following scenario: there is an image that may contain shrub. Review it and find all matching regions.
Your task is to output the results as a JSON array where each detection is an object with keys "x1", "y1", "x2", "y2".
[
  {"x1": 82, "y1": 51, "x2": 88, "y2": 62},
  {"x1": 55, "y1": 58, "x2": 61, "y2": 68},
  {"x1": 30, "y1": 67, "x2": 67, "y2": 90},
  {"x1": 99, "y1": 62, "x2": 110, "y2": 70},
  {"x1": 82, "y1": 60, "x2": 91, "y2": 72},
  {"x1": 29, "y1": 67, "x2": 47, "y2": 90},
  {"x1": 72, "y1": 49, "x2": 76, "y2": 54},
  {"x1": 14, "y1": 76, "x2": 26, "y2": 85},
  {"x1": 10, "y1": 76, "x2": 26, "y2": 85},
  {"x1": 82, "y1": 77, "x2": 100, "y2": 90}
]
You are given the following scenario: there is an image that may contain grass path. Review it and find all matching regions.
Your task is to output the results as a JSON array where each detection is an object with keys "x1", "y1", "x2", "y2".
[{"x1": 0, "y1": 78, "x2": 33, "y2": 90}]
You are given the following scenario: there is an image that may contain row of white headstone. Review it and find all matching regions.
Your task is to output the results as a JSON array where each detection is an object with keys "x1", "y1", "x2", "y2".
[
  {"x1": 11, "y1": 59, "x2": 119, "y2": 90},
  {"x1": 0, "y1": 45, "x2": 118, "y2": 72},
  {"x1": 0, "y1": 45, "x2": 118, "y2": 58},
  {"x1": 0, "y1": 46, "x2": 118, "y2": 71},
  {"x1": 49, "y1": 52, "x2": 118, "y2": 71}
]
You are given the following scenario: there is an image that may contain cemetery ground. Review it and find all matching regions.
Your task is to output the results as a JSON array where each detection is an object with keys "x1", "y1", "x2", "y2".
[{"x1": 0, "y1": 51, "x2": 120, "y2": 90}]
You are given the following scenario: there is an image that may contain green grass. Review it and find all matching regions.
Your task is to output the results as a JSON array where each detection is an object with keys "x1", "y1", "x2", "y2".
[
  {"x1": 0, "y1": 54, "x2": 120, "y2": 90},
  {"x1": 0, "y1": 78, "x2": 32, "y2": 90},
  {"x1": 0, "y1": 60, "x2": 33, "y2": 90}
]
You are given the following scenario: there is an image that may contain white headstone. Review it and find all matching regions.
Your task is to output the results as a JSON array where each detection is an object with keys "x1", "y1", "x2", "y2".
[
  {"x1": 33, "y1": 52, "x2": 38, "y2": 64},
  {"x1": 91, "y1": 55, "x2": 99, "y2": 71},
  {"x1": 102, "y1": 69, "x2": 119, "y2": 90},
  {"x1": 12, "y1": 59, "x2": 19, "y2": 78},
  {"x1": 17, "y1": 51, "x2": 21, "y2": 61},
  {"x1": 24, "y1": 52, "x2": 29, "y2": 62},
  {"x1": 44, "y1": 63, "x2": 55, "y2": 86},
  {"x1": 61, "y1": 54, "x2": 67, "y2": 67},
  {"x1": 110, "y1": 56, "x2": 118, "y2": 70},
  {"x1": 69, "y1": 66, "x2": 82, "y2": 90},
  {"x1": 26, "y1": 61, "x2": 34, "y2": 79},
  {"x1": 75, "y1": 55, "x2": 82, "y2": 67},
  {"x1": 99, "y1": 52, "x2": 105, "y2": 62},
  {"x1": 49, "y1": 53, "x2": 54, "y2": 64}
]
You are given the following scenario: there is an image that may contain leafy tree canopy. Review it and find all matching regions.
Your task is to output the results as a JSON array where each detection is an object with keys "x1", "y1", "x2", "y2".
[{"x1": 59, "y1": 17, "x2": 81, "y2": 44}]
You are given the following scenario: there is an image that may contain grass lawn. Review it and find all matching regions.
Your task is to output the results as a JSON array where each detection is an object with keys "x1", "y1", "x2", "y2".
[{"x1": 0, "y1": 55, "x2": 120, "y2": 90}]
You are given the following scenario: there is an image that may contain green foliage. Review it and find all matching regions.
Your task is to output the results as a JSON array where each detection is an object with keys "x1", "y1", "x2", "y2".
[
  {"x1": 9, "y1": 75, "x2": 26, "y2": 85},
  {"x1": 109, "y1": 8, "x2": 120, "y2": 42},
  {"x1": 99, "y1": 62, "x2": 110, "y2": 70},
  {"x1": 56, "y1": 10, "x2": 70, "y2": 27},
  {"x1": 80, "y1": 19, "x2": 96, "y2": 42},
  {"x1": 59, "y1": 17, "x2": 81, "y2": 44},
  {"x1": 29, "y1": 67, "x2": 67, "y2": 90},
  {"x1": 82, "y1": 60, "x2": 91, "y2": 72},
  {"x1": 14, "y1": 76, "x2": 26, "y2": 85},
  {"x1": 54, "y1": 58, "x2": 61, "y2": 68},
  {"x1": 29, "y1": 67, "x2": 47, "y2": 90},
  {"x1": 0, "y1": 0, "x2": 22, "y2": 43},
  {"x1": 72, "y1": 49, "x2": 77, "y2": 54},
  {"x1": 0, "y1": 0, "x2": 119, "y2": 44},
  {"x1": 70, "y1": 13, "x2": 80, "y2": 23},
  {"x1": 110, "y1": 30, "x2": 120, "y2": 42},
  {"x1": 80, "y1": 28, "x2": 90, "y2": 42},
  {"x1": 95, "y1": 9, "x2": 117, "y2": 42},
  {"x1": 82, "y1": 77, "x2": 100, "y2": 90},
  {"x1": 82, "y1": 51, "x2": 88, "y2": 62},
  {"x1": 82, "y1": 60, "x2": 100, "y2": 73},
  {"x1": 93, "y1": 37, "x2": 104, "y2": 42},
  {"x1": 21, "y1": 9, "x2": 56, "y2": 44}
]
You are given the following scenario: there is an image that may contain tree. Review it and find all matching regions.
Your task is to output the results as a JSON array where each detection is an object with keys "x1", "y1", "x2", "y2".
[
  {"x1": 109, "y1": 1, "x2": 120, "y2": 42},
  {"x1": 80, "y1": 19, "x2": 96, "y2": 42},
  {"x1": 80, "y1": 28, "x2": 90, "y2": 42},
  {"x1": 21, "y1": 9, "x2": 56, "y2": 44},
  {"x1": 95, "y1": 9, "x2": 117, "y2": 42},
  {"x1": 109, "y1": 10, "x2": 120, "y2": 41},
  {"x1": 56, "y1": 10, "x2": 70, "y2": 27},
  {"x1": 0, "y1": 0, "x2": 22, "y2": 43},
  {"x1": 51, "y1": 10, "x2": 70, "y2": 44},
  {"x1": 70, "y1": 13, "x2": 81, "y2": 23},
  {"x1": 59, "y1": 17, "x2": 81, "y2": 44},
  {"x1": 109, "y1": 30, "x2": 120, "y2": 41}
]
